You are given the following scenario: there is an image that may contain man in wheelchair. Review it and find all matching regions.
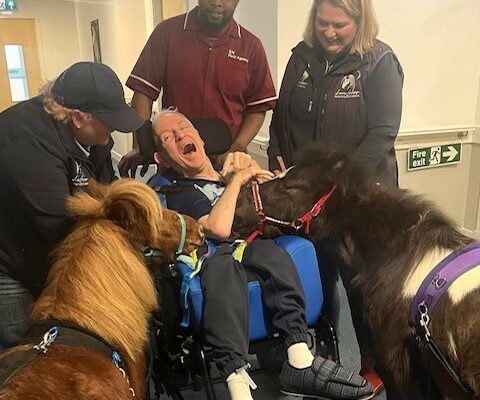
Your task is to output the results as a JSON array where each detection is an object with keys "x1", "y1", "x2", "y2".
[{"x1": 152, "y1": 108, "x2": 373, "y2": 400}]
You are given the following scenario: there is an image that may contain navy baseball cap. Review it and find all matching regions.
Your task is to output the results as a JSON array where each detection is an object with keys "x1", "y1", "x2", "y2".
[{"x1": 51, "y1": 62, "x2": 144, "y2": 133}]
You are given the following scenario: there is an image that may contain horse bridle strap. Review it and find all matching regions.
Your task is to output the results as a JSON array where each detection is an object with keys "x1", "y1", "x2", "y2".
[
  {"x1": 25, "y1": 320, "x2": 114, "y2": 359},
  {"x1": 142, "y1": 213, "x2": 187, "y2": 263},
  {"x1": 2, "y1": 321, "x2": 136, "y2": 397},
  {"x1": 247, "y1": 182, "x2": 337, "y2": 243},
  {"x1": 176, "y1": 213, "x2": 187, "y2": 256}
]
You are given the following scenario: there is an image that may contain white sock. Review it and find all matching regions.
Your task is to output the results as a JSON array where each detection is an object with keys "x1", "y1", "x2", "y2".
[
  {"x1": 226, "y1": 371, "x2": 254, "y2": 400},
  {"x1": 287, "y1": 342, "x2": 314, "y2": 369}
]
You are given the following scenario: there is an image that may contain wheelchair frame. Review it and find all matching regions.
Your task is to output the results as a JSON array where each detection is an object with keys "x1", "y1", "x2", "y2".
[{"x1": 150, "y1": 274, "x2": 340, "y2": 400}]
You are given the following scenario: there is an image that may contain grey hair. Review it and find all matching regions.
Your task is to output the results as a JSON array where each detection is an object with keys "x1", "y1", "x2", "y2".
[
  {"x1": 152, "y1": 106, "x2": 180, "y2": 125},
  {"x1": 152, "y1": 107, "x2": 195, "y2": 150}
]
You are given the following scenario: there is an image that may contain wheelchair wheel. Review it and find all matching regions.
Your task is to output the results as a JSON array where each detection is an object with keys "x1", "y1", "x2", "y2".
[{"x1": 314, "y1": 315, "x2": 340, "y2": 362}]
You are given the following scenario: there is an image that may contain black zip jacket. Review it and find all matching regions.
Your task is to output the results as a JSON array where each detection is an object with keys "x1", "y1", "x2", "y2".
[
  {"x1": 0, "y1": 96, "x2": 116, "y2": 295},
  {"x1": 269, "y1": 40, "x2": 403, "y2": 186}
]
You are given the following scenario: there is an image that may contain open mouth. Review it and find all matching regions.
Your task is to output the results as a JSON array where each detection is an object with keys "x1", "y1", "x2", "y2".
[{"x1": 182, "y1": 143, "x2": 197, "y2": 155}]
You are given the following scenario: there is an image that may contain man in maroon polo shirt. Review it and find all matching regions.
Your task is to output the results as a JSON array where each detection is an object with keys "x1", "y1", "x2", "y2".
[{"x1": 119, "y1": 0, "x2": 277, "y2": 177}]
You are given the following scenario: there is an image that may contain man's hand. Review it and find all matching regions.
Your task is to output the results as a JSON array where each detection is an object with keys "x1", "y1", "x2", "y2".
[
  {"x1": 220, "y1": 152, "x2": 256, "y2": 177},
  {"x1": 221, "y1": 152, "x2": 273, "y2": 186},
  {"x1": 118, "y1": 147, "x2": 150, "y2": 178},
  {"x1": 231, "y1": 166, "x2": 274, "y2": 186}
]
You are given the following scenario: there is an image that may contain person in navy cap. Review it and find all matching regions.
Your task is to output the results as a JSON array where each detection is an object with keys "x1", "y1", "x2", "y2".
[{"x1": 0, "y1": 62, "x2": 144, "y2": 350}]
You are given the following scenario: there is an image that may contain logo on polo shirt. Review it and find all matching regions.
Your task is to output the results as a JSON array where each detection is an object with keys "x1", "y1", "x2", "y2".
[
  {"x1": 228, "y1": 49, "x2": 249, "y2": 64},
  {"x1": 335, "y1": 71, "x2": 361, "y2": 99}
]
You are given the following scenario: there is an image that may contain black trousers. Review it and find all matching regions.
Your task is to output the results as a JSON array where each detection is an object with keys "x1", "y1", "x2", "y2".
[{"x1": 200, "y1": 240, "x2": 309, "y2": 377}]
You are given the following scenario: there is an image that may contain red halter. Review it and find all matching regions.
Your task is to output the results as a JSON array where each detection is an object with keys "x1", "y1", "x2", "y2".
[{"x1": 246, "y1": 182, "x2": 337, "y2": 243}]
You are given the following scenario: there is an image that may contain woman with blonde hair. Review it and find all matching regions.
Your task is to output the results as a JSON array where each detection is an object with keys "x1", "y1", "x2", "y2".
[
  {"x1": 268, "y1": 0, "x2": 404, "y2": 395},
  {"x1": 0, "y1": 62, "x2": 143, "y2": 350}
]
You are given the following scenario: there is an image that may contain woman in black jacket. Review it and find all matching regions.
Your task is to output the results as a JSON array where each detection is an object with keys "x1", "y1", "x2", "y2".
[
  {"x1": 0, "y1": 62, "x2": 143, "y2": 350},
  {"x1": 268, "y1": 0, "x2": 404, "y2": 395}
]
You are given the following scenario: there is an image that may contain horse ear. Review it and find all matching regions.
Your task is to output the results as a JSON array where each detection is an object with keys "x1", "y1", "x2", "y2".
[{"x1": 101, "y1": 179, "x2": 161, "y2": 243}]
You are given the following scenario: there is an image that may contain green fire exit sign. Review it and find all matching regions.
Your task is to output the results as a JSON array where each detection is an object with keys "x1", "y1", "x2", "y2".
[
  {"x1": 0, "y1": 0, "x2": 17, "y2": 11},
  {"x1": 407, "y1": 143, "x2": 462, "y2": 171}
]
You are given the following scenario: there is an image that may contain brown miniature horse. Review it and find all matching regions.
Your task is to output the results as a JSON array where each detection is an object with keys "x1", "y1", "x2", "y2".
[
  {"x1": 233, "y1": 148, "x2": 480, "y2": 399},
  {"x1": 0, "y1": 178, "x2": 203, "y2": 400}
]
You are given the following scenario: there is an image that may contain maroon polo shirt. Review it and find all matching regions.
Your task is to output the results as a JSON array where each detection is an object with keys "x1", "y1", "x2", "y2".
[{"x1": 126, "y1": 7, "x2": 277, "y2": 138}]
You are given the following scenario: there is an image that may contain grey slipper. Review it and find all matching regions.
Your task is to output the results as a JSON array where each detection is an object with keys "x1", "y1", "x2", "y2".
[{"x1": 279, "y1": 356, "x2": 374, "y2": 400}]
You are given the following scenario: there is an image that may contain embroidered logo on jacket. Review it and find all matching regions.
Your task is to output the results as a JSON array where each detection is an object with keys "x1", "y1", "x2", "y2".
[
  {"x1": 297, "y1": 70, "x2": 310, "y2": 89},
  {"x1": 228, "y1": 49, "x2": 249, "y2": 64},
  {"x1": 335, "y1": 71, "x2": 361, "y2": 99},
  {"x1": 71, "y1": 161, "x2": 89, "y2": 187}
]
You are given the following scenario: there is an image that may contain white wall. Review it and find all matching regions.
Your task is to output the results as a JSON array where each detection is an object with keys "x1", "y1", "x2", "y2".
[
  {"x1": 277, "y1": 0, "x2": 311, "y2": 89},
  {"x1": 0, "y1": 0, "x2": 80, "y2": 81},
  {"x1": 74, "y1": 0, "x2": 149, "y2": 157},
  {"x1": 74, "y1": 0, "x2": 147, "y2": 98},
  {"x1": 375, "y1": 0, "x2": 480, "y2": 131},
  {"x1": 234, "y1": 0, "x2": 277, "y2": 86},
  {"x1": 475, "y1": 69, "x2": 480, "y2": 127}
]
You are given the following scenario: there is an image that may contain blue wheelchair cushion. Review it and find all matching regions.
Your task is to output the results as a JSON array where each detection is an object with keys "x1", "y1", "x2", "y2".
[{"x1": 176, "y1": 236, "x2": 323, "y2": 342}]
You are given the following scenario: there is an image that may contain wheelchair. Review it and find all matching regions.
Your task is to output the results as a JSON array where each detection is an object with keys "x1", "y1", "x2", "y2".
[{"x1": 136, "y1": 118, "x2": 340, "y2": 399}]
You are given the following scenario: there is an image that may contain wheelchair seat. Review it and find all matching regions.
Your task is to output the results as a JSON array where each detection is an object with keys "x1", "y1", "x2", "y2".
[{"x1": 176, "y1": 236, "x2": 324, "y2": 342}]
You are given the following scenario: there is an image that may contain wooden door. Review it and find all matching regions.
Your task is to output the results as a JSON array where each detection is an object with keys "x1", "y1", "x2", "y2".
[{"x1": 0, "y1": 18, "x2": 42, "y2": 111}]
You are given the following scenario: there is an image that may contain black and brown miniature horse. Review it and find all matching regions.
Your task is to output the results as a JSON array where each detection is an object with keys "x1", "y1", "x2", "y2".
[
  {"x1": 0, "y1": 179, "x2": 204, "y2": 400},
  {"x1": 233, "y1": 148, "x2": 480, "y2": 399}
]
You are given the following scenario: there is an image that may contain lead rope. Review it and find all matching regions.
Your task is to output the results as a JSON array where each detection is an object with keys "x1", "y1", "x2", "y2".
[{"x1": 112, "y1": 351, "x2": 136, "y2": 397}]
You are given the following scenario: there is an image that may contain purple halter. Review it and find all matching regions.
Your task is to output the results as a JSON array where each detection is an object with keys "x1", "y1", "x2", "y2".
[{"x1": 409, "y1": 241, "x2": 480, "y2": 331}]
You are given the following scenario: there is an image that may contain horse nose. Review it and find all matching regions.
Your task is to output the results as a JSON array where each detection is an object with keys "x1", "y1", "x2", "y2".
[{"x1": 198, "y1": 225, "x2": 205, "y2": 239}]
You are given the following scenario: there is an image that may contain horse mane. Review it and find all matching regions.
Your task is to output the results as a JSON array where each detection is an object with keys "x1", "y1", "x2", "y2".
[
  {"x1": 293, "y1": 144, "x2": 377, "y2": 199},
  {"x1": 30, "y1": 179, "x2": 161, "y2": 361},
  {"x1": 292, "y1": 145, "x2": 470, "y2": 267}
]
